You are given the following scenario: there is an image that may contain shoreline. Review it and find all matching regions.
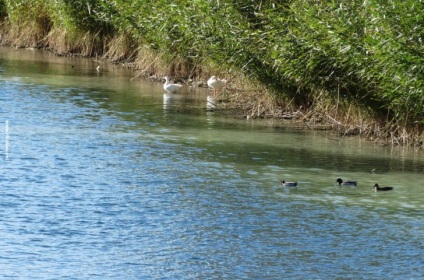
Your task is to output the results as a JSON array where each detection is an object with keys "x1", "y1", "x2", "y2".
[{"x1": 1, "y1": 22, "x2": 423, "y2": 148}]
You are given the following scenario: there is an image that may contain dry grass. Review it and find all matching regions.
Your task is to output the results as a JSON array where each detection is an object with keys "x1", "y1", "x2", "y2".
[
  {"x1": 103, "y1": 33, "x2": 137, "y2": 63},
  {"x1": 6, "y1": 21, "x2": 47, "y2": 48},
  {"x1": 130, "y1": 47, "x2": 167, "y2": 80},
  {"x1": 44, "y1": 28, "x2": 106, "y2": 57},
  {"x1": 131, "y1": 50, "x2": 210, "y2": 85},
  {"x1": 218, "y1": 84, "x2": 424, "y2": 148}
]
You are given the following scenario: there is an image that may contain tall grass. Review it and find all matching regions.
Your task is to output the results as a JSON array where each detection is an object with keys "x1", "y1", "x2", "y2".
[
  {"x1": 1, "y1": 0, "x2": 423, "y2": 145},
  {"x1": 1, "y1": 0, "x2": 51, "y2": 47}
]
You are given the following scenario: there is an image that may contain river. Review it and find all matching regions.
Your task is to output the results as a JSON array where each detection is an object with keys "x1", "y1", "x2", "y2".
[{"x1": 0, "y1": 48, "x2": 423, "y2": 279}]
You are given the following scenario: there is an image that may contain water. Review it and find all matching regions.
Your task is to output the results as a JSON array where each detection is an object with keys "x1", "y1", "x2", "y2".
[{"x1": 0, "y1": 48, "x2": 424, "y2": 279}]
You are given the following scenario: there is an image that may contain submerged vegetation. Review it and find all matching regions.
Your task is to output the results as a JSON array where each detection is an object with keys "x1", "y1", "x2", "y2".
[{"x1": 0, "y1": 0, "x2": 423, "y2": 146}]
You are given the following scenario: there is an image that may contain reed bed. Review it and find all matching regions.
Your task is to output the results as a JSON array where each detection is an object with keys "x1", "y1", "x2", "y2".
[{"x1": 0, "y1": 0, "x2": 423, "y2": 147}]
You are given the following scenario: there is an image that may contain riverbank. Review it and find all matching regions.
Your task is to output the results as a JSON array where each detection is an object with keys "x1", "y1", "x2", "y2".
[{"x1": 1, "y1": 0, "x2": 423, "y2": 147}]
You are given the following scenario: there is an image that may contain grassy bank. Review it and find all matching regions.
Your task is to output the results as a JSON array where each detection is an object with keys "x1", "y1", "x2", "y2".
[{"x1": 1, "y1": 0, "x2": 423, "y2": 147}]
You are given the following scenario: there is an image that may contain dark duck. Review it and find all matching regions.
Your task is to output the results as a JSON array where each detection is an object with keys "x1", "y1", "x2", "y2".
[
  {"x1": 373, "y1": 184, "x2": 393, "y2": 192},
  {"x1": 281, "y1": 179, "x2": 298, "y2": 187},
  {"x1": 336, "y1": 178, "x2": 357, "y2": 186}
]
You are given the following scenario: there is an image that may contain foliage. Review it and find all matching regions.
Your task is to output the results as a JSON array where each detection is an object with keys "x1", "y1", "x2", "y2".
[
  {"x1": 3, "y1": 0, "x2": 50, "y2": 29},
  {"x1": 0, "y1": 0, "x2": 6, "y2": 18},
  {"x1": 48, "y1": 0, "x2": 113, "y2": 34},
  {"x1": 1, "y1": 0, "x2": 424, "y2": 132}
]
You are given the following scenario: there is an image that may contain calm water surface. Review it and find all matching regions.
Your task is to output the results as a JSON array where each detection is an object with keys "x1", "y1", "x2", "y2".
[{"x1": 0, "y1": 48, "x2": 423, "y2": 279}]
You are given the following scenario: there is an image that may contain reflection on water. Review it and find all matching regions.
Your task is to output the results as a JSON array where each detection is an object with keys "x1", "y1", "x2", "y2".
[
  {"x1": 0, "y1": 48, "x2": 424, "y2": 279},
  {"x1": 162, "y1": 92, "x2": 179, "y2": 112},
  {"x1": 206, "y1": 95, "x2": 216, "y2": 111}
]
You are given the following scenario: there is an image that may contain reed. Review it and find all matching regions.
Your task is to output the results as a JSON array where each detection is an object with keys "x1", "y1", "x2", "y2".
[
  {"x1": 1, "y1": 0, "x2": 51, "y2": 47},
  {"x1": 0, "y1": 0, "x2": 423, "y2": 146}
]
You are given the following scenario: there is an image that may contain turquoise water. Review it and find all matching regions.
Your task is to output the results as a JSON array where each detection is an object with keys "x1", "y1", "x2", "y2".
[{"x1": 0, "y1": 48, "x2": 423, "y2": 279}]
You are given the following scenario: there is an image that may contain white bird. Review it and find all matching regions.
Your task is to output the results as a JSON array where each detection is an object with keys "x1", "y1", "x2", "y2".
[
  {"x1": 163, "y1": 76, "x2": 183, "y2": 93},
  {"x1": 207, "y1": 76, "x2": 226, "y2": 96}
]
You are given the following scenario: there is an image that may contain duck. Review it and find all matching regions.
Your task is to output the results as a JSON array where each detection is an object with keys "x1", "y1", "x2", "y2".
[
  {"x1": 336, "y1": 178, "x2": 357, "y2": 186},
  {"x1": 281, "y1": 179, "x2": 298, "y2": 187},
  {"x1": 373, "y1": 184, "x2": 393, "y2": 192},
  {"x1": 207, "y1": 76, "x2": 226, "y2": 96},
  {"x1": 163, "y1": 76, "x2": 183, "y2": 93}
]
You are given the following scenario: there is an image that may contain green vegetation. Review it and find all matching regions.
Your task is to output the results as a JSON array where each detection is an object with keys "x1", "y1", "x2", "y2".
[
  {"x1": 0, "y1": 0, "x2": 423, "y2": 145},
  {"x1": 0, "y1": 1, "x2": 5, "y2": 17}
]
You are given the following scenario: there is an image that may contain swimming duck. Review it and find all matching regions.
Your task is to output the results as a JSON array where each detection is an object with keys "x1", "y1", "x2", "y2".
[
  {"x1": 281, "y1": 179, "x2": 298, "y2": 187},
  {"x1": 207, "y1": 76, "x2": 226, "y2": 96},
  {"x1": 336, "y1": 178, "x2": 357, "y2": 186},
  {"x1": 163, "y1": 76, "x2": 183, "y2": 93},
  {"x1": 373, "y1": 184, "x2": 393, "y2": 192}
]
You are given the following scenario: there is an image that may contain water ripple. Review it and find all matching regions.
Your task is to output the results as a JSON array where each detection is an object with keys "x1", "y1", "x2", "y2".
[{"x1": 0, "y1": 62, "x2": 423, "y2": 279}]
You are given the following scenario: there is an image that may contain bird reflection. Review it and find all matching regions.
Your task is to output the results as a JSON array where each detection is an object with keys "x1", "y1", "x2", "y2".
[
  {"x1": 163, "y1": 93, "x2": 174, "y2": 111},
  {"x1": 207, "y1": 95, "x2": 216, "y2": 111}
]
